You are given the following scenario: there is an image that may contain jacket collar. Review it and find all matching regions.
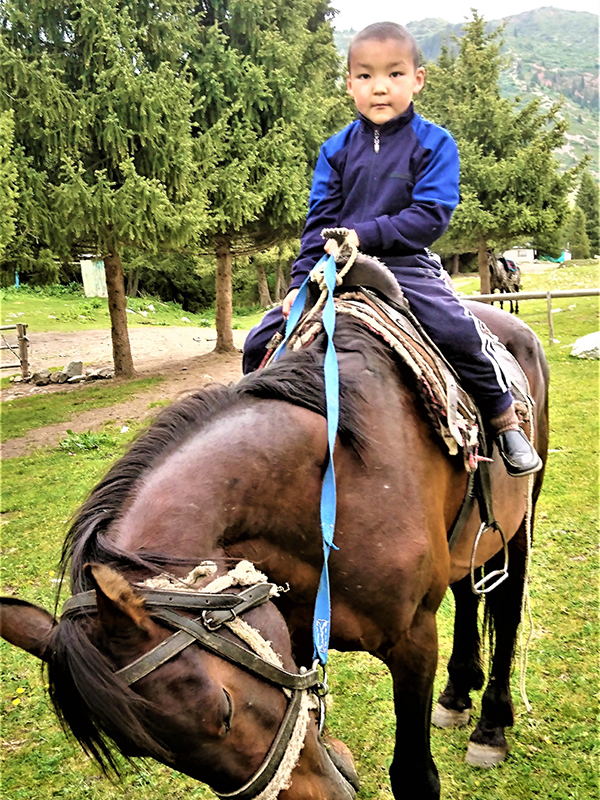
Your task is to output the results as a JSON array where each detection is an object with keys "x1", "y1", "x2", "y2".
[{"x1": 358, "y1": 102, "x2": 415, "y2": 134}]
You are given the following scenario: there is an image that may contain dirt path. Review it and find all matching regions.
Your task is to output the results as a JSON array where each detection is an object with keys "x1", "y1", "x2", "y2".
[{"x1": 1, "y1": 327, "x2": 248, "y2": 458}]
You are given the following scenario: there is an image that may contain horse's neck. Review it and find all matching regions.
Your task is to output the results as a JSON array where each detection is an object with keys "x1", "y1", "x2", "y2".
[{"x1": 112, "y1": 402, "x2": 327, "y2": 564}]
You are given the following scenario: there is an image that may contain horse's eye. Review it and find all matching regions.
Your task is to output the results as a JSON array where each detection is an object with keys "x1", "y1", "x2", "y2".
[{"x1": 223, "y1": 689, "x2": 232, "y2": 734}]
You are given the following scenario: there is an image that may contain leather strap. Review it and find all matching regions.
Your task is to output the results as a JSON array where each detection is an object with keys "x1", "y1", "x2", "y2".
[
  {"x1": 202, "y1": 583, "x2": 273, "y2": 630},
  {"x1": 150, "y1": 609, "x2": 320, "y2": 691},
  {"x1": 62, "y1": 584, "x2": 272, "y2": 618},
  {"x1": 215, "y1": 690, "x2": 304, "y2": 800}
]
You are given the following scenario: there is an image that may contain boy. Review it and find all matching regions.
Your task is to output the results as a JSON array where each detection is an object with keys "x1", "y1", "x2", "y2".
[{"x1": 243, "y1": 22, "x2": 541, "y2": 477}]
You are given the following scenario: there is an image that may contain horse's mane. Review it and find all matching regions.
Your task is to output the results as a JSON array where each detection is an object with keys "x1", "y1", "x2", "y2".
[{"x1": 47, "y1": 316, "x2": 391, "y2": 772}]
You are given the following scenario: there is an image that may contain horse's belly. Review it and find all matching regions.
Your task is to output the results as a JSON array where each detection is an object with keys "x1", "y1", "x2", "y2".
[{"x1": 448, "y1": 466, "x2": 530, "y2": 583}]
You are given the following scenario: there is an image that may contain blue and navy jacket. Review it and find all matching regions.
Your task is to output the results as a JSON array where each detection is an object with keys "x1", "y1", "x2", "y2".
[{"x1": 290, "y1": 103, "x2": 460, "y2": 289}]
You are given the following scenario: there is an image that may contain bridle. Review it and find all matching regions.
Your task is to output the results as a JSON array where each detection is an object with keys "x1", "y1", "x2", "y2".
[{"x1": 61, "y1": 577, "x2": 332, "y2": 800}]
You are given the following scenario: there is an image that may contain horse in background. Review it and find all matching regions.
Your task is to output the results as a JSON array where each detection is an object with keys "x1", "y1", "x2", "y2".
[{"x1": 489, "y1": 254, "x2": 521, "y2": 314}]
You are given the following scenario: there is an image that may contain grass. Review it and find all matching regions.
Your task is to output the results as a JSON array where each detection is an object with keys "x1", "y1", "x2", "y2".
[
  {"x1": 1, "y1": 376, "x2": 163, "y2": 442},
  {"x1": 0, "y1": 285, "x2": 263, "y2": 333},
  {"x1": 1, "y1": 263, "x2": 598, "y2": 800}
]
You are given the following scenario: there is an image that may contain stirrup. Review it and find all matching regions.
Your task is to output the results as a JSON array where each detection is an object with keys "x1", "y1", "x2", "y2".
[{"x1": 470, "y1": 520, "x2": 509, "y2": 595}]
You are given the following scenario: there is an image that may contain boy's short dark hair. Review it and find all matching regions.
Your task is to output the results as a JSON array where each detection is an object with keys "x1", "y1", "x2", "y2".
[{"x1": 348, "y1": 22, "x2": 420, "y2": 70}]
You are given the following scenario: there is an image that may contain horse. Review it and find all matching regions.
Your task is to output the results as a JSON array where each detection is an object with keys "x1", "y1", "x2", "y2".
[
  {"x1": 0, "y1": 300, "x2": 548, "y2": 800},
  {"x1": 489, "y1": 254, "x2": 522, "y2": 314}
]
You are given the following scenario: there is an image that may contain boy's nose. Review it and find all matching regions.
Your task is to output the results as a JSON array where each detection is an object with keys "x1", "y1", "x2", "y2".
[{"x1": 373, "y1": 82, "x2": 388, "y2": 94}]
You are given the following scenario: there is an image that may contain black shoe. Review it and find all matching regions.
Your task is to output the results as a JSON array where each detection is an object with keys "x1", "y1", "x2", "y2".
[{"x1": 495, "y1": 428, "x2": 543, "y2": 478}]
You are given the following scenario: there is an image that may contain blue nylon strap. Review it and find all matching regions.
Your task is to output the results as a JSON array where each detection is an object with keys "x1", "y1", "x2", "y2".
[
  {"x1": 272, "y1": 270, "x2": 313, "y2": 362},
  {"x1": 313, "y1": 255, "x2": 340, "y2": 665},
  {"x1": 271, "y1": 255, "x2": 340, "y2": 666}
]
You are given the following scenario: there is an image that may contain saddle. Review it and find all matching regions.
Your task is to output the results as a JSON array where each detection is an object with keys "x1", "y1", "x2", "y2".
[{"x1": 264, "y1": 245, "x2": 533, "y2": 474}]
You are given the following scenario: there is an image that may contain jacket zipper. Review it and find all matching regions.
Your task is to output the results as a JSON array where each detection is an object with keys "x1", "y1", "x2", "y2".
[{"x1": 374, "y1": 128, "x2": 380, "y2": 153}]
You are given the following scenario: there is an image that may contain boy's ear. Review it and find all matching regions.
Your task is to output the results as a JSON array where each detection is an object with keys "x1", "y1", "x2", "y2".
[
  {"x1": 346, "y1": 72, "x2": 354, "y2": 98},
  {"x1": 413, "y1": 67, "x2": 425, "y2": 96}
]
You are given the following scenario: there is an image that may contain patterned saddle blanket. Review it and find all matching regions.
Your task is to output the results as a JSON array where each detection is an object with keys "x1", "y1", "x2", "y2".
[{"x1": 264, "y1": 254, "x2": 533, "y2": 472}]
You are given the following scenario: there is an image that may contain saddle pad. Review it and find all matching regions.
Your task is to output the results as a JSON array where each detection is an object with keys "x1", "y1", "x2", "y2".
[{"x1": 265, "y1": 287, "x2": 482, "y2": 470}]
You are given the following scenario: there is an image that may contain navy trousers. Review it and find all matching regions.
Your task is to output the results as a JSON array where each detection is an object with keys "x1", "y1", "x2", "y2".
[{"x1": 242, "y1": 264, "x2": 513, "y2": 419}]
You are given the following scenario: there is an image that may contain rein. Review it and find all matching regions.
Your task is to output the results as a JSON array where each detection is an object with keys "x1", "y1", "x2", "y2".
[{"x1": 61, "y1": 564, "x2": 329, "y2": 800}]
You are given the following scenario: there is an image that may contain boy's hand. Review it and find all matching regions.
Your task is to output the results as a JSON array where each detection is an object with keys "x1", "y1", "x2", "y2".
[
  {"x1": 324, "y1": 229, "x2": 359, "y2": 257},
  {"x1": 282, "y1": 289, "x2": 299, "y2": 319}
]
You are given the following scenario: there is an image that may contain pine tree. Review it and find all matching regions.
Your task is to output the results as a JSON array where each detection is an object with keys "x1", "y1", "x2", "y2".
[
  {"x1": 566, "y1": 206, "x2": 591, "y2": 259},
  {"x1": 417, "y1": 13, "x2": 580, "y2": 293},
  {"x1": 575, "y1": 171, "x2": 599, "y2": 255},
  {"x1": 0, "y1": 1, "x2": 205, "y2": 375},
  {"x1": 188, "y1": 1, "x2": 349, "y2": 351},
  {"x1": 0, "y1": 110, "x2": 17, "y2": 259}
]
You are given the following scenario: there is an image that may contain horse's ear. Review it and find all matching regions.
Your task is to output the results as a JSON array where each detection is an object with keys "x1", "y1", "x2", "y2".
[
  {"x1": 0, "y1": 597, "x2": 56, "y2": 660},
  {"x1": 85, "y1": 564, "x2": 152, "y2": 636}
]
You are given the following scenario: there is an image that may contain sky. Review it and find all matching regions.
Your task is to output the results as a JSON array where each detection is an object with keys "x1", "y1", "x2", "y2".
[{"x1": 331, "y1": 0, "x2": 599, "y2": 28}]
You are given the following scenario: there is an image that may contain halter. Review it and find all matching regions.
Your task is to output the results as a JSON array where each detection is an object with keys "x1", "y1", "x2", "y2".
[{"x1": 61, "y1": 569, "x2": 332, "y2": 800}]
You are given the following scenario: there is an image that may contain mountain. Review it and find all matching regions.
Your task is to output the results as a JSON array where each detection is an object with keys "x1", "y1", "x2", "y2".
[{"x1": 334, "y1": 8, "x2": 599, "y2": 177}]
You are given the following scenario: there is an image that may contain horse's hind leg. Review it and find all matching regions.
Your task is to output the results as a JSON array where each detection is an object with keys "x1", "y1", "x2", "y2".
[
  {"x1": 466, "y1": 528, "x2": 527, "y2": 767},
  {"x1": 433, "y1": 574, "x2": 484, "y2": 728},
  {"x1": 387, "y1": 607, "x2": 441, "y2": 799}
]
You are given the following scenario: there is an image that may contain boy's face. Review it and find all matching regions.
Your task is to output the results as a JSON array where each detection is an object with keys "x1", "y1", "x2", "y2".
[{"x1": 347, "y1": 38, "x2": 425, "y2": 126}]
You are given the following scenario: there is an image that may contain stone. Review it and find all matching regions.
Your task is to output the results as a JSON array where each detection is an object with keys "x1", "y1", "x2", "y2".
[
  {"x1": 62, "y1": 361, "x2": 83, "y2": 378},
  {"x1": 50, "y1": 371, "x2": 67, "y2": 383},
  {"x1": 32, "y1": 369, "x2": 51, "y2": 386},
  {"x1": 87, "y1": 368, "x2": 114, "y2": 380},
  {"x1": 571, "y1": 332, "x2": 600, "y2": 360},
  {"x1": 67, "y1": 374, "x2": 88, "y2": 383}
]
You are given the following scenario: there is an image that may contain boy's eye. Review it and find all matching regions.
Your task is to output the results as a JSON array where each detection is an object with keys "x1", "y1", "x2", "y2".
[
  {"x1": 390, "y1": 71, "x2": 404, "y2": 78},
  {"x1": 357, "y1": 73, "x2": 370, "y2": 80}
]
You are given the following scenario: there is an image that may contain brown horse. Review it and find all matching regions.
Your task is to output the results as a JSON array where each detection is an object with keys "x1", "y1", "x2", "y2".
[
  {"x1": 489, "y1": 253, "x2": 522, "y2": 314},
  {"x1": 0, "y1": 302, "x2": 548, "y2": 799}
]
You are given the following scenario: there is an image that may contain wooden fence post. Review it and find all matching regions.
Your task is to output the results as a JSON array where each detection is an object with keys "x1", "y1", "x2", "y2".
[
  {"x1": 546, "y1": 292, "x2": 554, "y2": 346},
  {"x1": 16, "y1": 323, "x2": 29, "y2": 378}
]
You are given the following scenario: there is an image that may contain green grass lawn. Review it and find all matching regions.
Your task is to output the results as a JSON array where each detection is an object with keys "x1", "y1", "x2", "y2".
[
  {"x1": 0, "y1": 285, "x2": 264, "y2": 333},
  {"x1": 1, "y1": 376, "x2": 164, "y2": 442},
  {"x1": 1, "y1": 263, "x2": 598, "y2": 800}
]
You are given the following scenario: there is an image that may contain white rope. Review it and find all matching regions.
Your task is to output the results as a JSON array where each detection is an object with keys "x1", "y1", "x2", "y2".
[{"x1": 302, "y1": 243, "x2": 359, "y2": 327}]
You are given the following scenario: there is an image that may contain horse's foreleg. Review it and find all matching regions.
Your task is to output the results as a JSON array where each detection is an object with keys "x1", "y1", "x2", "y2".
[
  {"x1": 386, "y1": 607, "x2": 440, "y2": 800},
  {"x1": 466, "y1": 529, "x2": 527, "y2": 767},
  {"x1": 433, "y1": 574, "x2": 484, "y2": 728}
]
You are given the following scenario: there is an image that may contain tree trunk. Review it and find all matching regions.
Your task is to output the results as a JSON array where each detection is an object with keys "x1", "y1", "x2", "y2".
[
  {"x1": 126, "y1": 269, "x2": 139, "y2": 298},
  {"x1": 451, "y1": 253, "x2": 460, "y2": 275},
  {"x1": 256, "y1": 261, "x2": 272, "y2": 307},
  {"x1": 215, "y1": 237, "x2": 236, "y2": 353},
  {"x1": 104, "y1": 244, "x2": 136, "y2": 377},
  {"x1": 478, "y1": 237, "x2": 492, "y2": 298},
  {"x1": 274, "y1": 260, "x2": 286, "y2": 301}
]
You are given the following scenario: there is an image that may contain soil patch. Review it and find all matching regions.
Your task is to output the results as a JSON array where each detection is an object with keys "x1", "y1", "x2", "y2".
[{"x1": 1, "y1": 326, "x2": 248, "y2": 458}]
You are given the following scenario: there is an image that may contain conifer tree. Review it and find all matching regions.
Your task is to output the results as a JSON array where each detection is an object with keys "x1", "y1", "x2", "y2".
[
  {"x1": 188, "y1": 1, "x2": 349, "y2": 351},
  {"x1": 0, "y1": 110, "x2": 17, "y2": 259},
  {"x1": 417, "y1": 13, "x2": 580, "y2": 293},
  {"x1": 0, "y1": 1, "x2": 204, "y2": 375},
  {"x1": 566, "y1": 206, "x2": 591, "y2": 259},
  {"x1": 575, "y1": 171, "x2": 599, "y2": 255}
]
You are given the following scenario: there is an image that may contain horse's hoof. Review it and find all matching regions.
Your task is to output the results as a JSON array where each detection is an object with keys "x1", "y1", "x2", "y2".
[
  {"x1": 465, "y1": 741, "x2": 508, "y2": 768},
  {"x1": 432, "y1": 703, "x2": 471, "y2": 728}
]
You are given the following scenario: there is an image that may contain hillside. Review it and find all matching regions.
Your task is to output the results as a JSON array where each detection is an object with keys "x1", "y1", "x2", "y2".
[{"x1": 334, "y1": 8, "x2": 599, "y2": 177}]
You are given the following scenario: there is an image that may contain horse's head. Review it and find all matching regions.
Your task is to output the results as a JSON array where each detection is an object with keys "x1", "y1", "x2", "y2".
[{"x1": 0, "y1": 565, "x2": 357, "y2": 800}]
